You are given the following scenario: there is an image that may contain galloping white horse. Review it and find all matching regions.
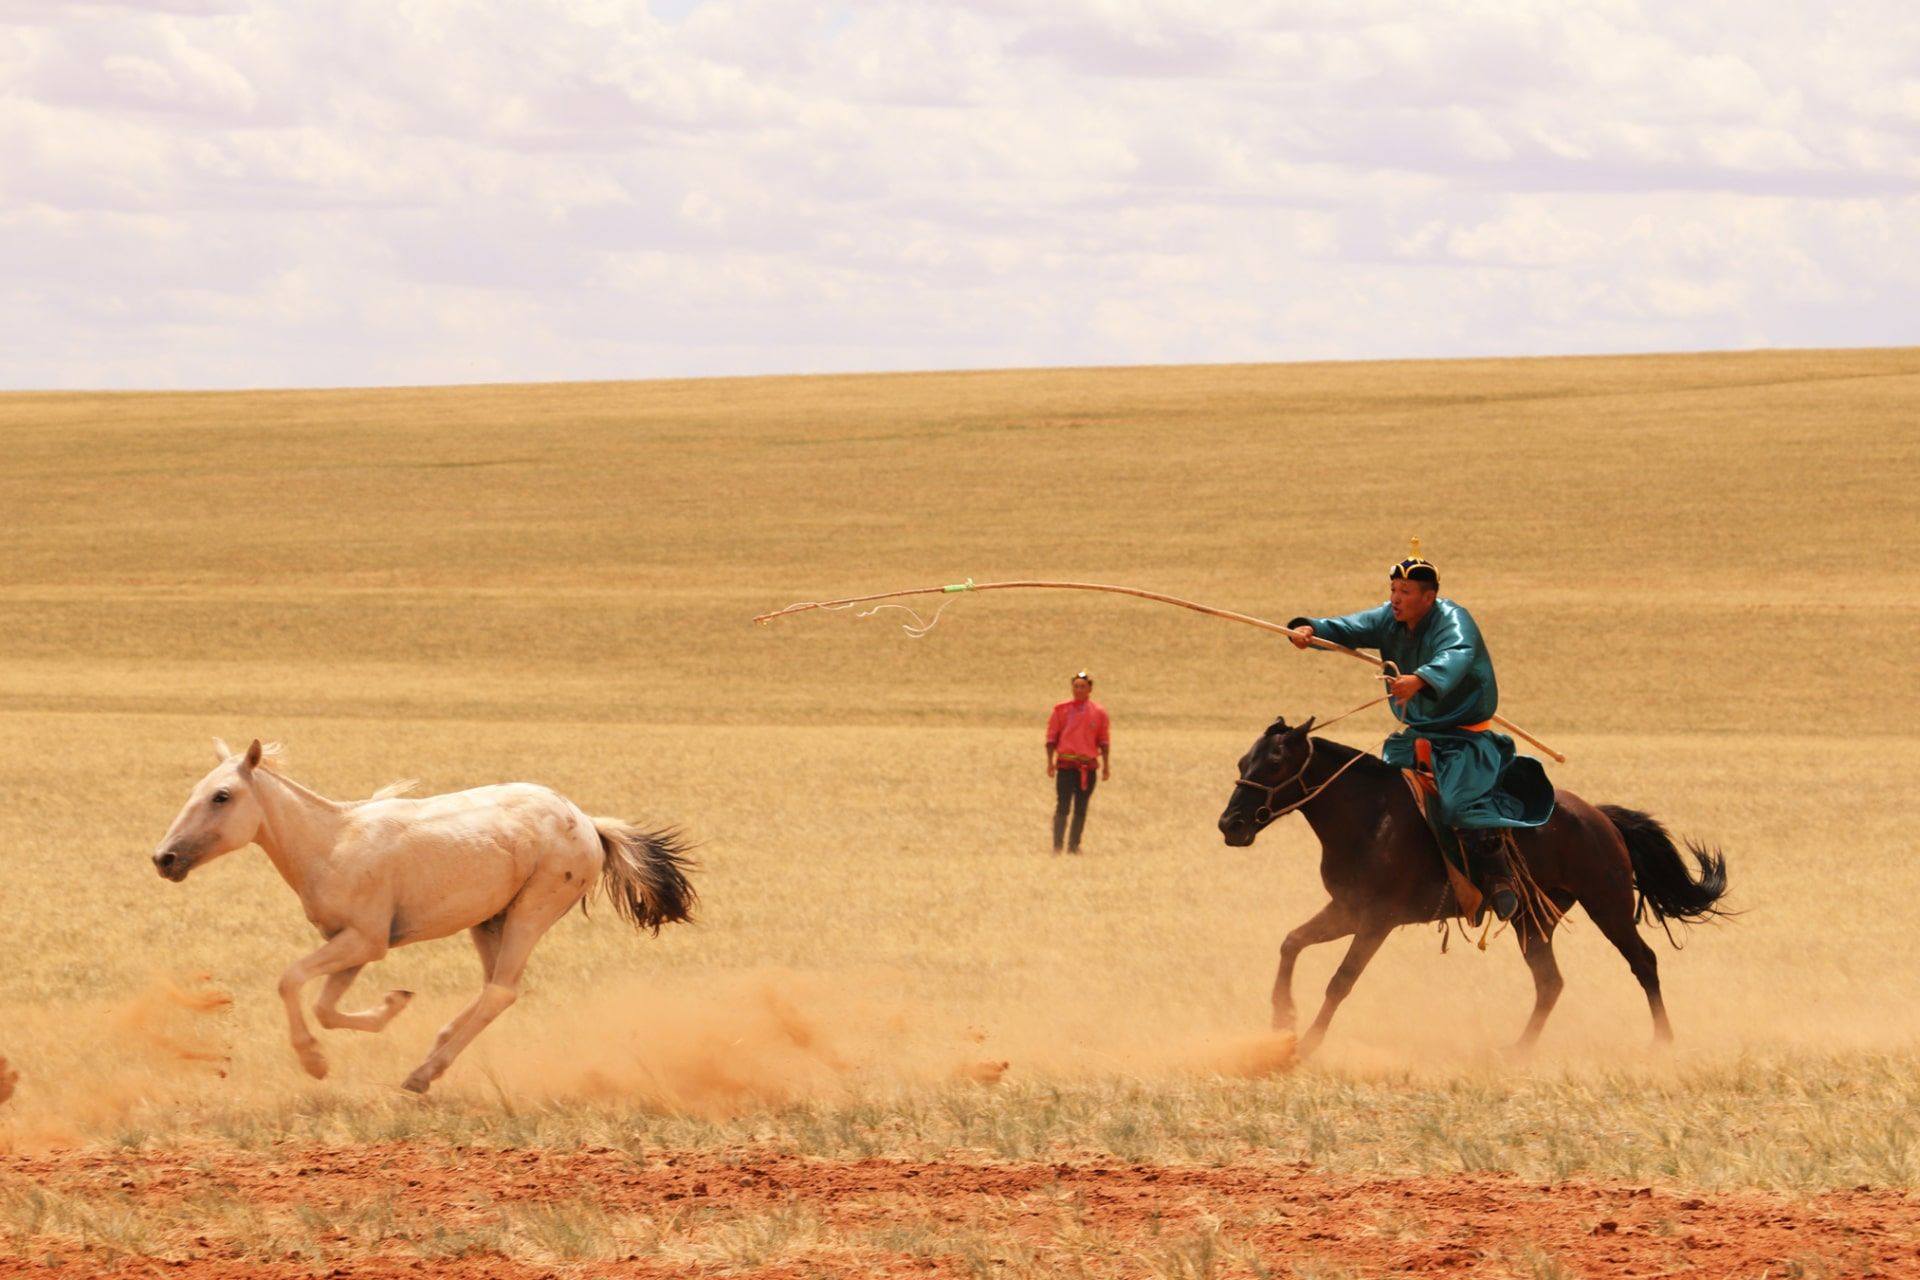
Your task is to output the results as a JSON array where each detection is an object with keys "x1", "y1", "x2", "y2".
[{"x1": 152, "y1": 739, "x2": 696, "y2": 1093}]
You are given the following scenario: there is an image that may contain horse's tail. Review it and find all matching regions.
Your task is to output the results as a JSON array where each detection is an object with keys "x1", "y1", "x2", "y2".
[
  {"x1": 1600, "y1": 804, "x2": 1731, "y2": 929},
  {"x1": 592, "y1": 819, "x2": 699, "y2": 935}
]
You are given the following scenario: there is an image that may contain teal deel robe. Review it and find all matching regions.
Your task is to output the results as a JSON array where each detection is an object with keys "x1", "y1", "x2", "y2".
[{"x1": 1289, "y1": 599, "x2": 1555, "y2": 830}]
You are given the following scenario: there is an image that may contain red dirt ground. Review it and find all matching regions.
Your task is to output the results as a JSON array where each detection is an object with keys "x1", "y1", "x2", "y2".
[{"x1": 3, "y1": 1142, "x2": 1915, "y2": 1277}]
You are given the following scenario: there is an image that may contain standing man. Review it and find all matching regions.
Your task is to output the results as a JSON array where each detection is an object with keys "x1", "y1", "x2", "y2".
[
  {"x1": 1046, "y1": 671, "x2": 1111, "y2": 855},
  {"x1": 1286, "y1": 540, "x2": 1554, "y2": 922}
]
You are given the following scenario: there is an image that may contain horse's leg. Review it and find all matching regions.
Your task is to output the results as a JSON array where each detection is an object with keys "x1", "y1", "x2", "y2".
[
  {"x1": 278, "y1": 929, "x2": 384, "y2": 1079},
  {"x1": 470, "y1": 915, "x2": 503, "y2": 982},
  {"x1": 1271, "y1": 901, "x2": 1355, "y2": 1033},
  {"x1": 413, "y1": 918, "x2": 506, "y2": 1069},
  {"x1": 1586, "y1": 889, "x2": 1673, "y2": 1044},
  {"x1": 1513, "y1": 923, "x2": 1565, "y2": 1055},
  {"x1": 401, "y1": 892, "x2": 578, "y2": 1094},
  {"x1": 313, "y1": 964, "x2": 414, "y2": 1034},
  {"x1": 1296, "y1": 924, "x2": 1391, "y2": 1060}
]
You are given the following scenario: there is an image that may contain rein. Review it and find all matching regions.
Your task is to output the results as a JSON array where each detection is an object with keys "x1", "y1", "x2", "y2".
[
  {"x1": 1312, "y1": 692, "x2": 1389, "y2": 732},
  {"x1": 1235, "y1": 734, "x2": 1372, "y2": 824},
  {"x1": 1232, "y1": 687, "x2": 1386, "y2": 823}
]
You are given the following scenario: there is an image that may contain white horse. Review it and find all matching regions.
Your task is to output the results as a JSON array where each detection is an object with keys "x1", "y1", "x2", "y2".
[{"x1": 152, "y1": 739, "x2": 696, "y2": 1093}]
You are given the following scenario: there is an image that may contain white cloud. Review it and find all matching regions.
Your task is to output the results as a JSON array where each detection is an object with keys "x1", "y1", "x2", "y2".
[{"x1": 0, "y1": 0, "x2": 1915, "y2": 388}]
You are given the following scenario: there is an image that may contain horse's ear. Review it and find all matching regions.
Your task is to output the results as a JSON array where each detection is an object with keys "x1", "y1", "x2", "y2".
[
  {"x1": 1298, "y1": 716, "x2": 1317, "y2": 736},
  {"x1": 1266, "y1": 715, "x2": 1291, "y2": 736},
  {"x1": 242, "y1": 739, "x2": 263, "y2": 771},
  {"x1": 212, "y1": 737, "x2": 232, "y2": 762}
]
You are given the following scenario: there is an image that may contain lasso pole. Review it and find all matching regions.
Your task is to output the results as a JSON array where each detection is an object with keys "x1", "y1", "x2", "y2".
[{"x1": 755, "y1": 579, "x2": 1566, "y2": 762}]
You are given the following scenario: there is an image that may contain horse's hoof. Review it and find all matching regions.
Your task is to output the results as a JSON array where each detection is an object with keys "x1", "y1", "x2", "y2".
[
  {"x1": 386, "y1": 991, "x2": 414, "y2": 1014},
  {"x1": 951, "y1": 1059, "x2": 1009, "y2": 1085},
  {"x1": 299, "y1": 1050, "x2": 329, "y2": 1080},
  {"x1": 1216, "y1": 1033, "x2": 1297, "y2": 1078},
  {"x1": 401, "y1": 1070, "x2": 432, "y2": 1094}
]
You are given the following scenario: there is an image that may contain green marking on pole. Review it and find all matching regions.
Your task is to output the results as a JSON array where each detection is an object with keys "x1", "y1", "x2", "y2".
[{"x1": 943, "y1": 578, "x2": 976, "y2": 593}]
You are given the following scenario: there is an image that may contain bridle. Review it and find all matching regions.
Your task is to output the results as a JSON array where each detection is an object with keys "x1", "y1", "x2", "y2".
[
  {"x1": 1229, "y1": 689, "x2": 1395, "y2": 828},
  {"x1": 1232, "y1": 734, "x2": 1368, "y2": 826}
]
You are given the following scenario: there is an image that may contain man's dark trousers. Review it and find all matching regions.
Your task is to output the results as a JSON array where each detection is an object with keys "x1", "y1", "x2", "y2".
[{"x1": 1053, "y1": 768, "x2": 1097, "y2": 853}]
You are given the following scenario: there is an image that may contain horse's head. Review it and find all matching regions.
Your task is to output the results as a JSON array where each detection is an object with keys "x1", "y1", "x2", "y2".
[
  {"x1": 152, "y1": 738, "x2": 269, "y2": 881},
  {"x1": 1218, "y1": 715, "x2": 1317, "y2": 847}
]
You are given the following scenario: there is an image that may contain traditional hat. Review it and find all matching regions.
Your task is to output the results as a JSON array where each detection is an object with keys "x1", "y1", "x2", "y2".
[{"x1": 1389, "y1": 536, "x2": 1439, "y2": 585}]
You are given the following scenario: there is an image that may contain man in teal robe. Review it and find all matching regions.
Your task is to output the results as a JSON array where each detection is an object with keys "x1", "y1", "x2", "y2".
[{"x1": 1287, "y1": 545, "x2": 1554, "y2": 921}]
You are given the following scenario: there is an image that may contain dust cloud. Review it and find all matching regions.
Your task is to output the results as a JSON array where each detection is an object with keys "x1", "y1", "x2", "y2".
[
  {"x1": 114, "y1": 971, "x2": 234, "y2": 1072},
  {"x1": 0, "y1": 973, "x2": 233, "y2": 1150},
  {"x1": 482, "y1": 968, "x2": 1307, "y2": 1115},
  {"x1": 489, "y1": 969, "x2": 998, "y2": 1115}
]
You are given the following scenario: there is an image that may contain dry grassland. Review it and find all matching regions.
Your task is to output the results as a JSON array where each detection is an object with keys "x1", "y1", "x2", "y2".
[{"x1": 1, "y1": 349, "x2": 1917, "y2": 1273}]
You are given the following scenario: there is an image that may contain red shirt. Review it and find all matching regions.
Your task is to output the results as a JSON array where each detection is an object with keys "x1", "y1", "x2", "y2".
[{"x1": 1047, "y1": 698, "x2": 1110, "y2": 761}]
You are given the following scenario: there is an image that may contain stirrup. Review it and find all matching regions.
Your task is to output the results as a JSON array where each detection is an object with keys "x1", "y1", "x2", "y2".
[{"x1": 1470, "y1": 880, "x2": 1519, "y2": 927}]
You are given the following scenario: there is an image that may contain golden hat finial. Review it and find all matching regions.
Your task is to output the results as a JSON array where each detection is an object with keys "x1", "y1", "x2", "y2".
[{"x1": 1390, "y1": 536, "x2": 1438, "y2": 584}]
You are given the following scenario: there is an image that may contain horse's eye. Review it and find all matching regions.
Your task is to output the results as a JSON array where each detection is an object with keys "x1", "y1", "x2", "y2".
[{"x1": 212, "y1": 789, "x2": 230, "y2": 806}]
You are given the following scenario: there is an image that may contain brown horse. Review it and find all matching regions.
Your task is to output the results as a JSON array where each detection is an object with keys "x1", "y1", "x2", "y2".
[{"x1": 1217, "y1": 717, "x2": 1730, "y2": 1058}]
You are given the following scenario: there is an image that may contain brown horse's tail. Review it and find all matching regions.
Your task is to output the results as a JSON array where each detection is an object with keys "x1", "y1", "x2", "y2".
[
  {"x1": 592, "y1": 819, "x2": 699, "y2": 934},
  {"x1": 1601, "y1": 805, "x2": 1732, "y2": 932}
]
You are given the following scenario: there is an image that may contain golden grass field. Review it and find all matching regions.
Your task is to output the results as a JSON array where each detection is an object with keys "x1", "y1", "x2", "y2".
[{"x1": 2, "y1": 348, "x2": 1917, "y2": 1274}]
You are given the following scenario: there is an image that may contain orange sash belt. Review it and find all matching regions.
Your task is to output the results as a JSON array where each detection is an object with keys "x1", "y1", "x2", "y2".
[{"x1": 1412, "y1": 722, "x2": 1493, "y2": 770}]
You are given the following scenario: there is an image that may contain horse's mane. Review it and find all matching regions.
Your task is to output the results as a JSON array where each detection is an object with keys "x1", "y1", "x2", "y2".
[
  {"x1": 250, "y1": 743, "x2": 417, "y2": 802},
  {"x1": 1260, "y1": 721, "x2": 1400, "y2": 783},
  {"x1": 1308, "y1": 735, "x2": 1400, "y2": 780}
]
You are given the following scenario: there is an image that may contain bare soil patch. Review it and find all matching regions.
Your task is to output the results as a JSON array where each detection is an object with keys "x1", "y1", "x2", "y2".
[{"x1": 4, "y1": 1142, "x2": 1915, "y2": 1277}]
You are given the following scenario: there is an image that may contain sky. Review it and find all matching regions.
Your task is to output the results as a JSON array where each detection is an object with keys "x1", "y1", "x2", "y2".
[{"x1": 1, "y1": 0, "x2": 1916, "y2": 389}]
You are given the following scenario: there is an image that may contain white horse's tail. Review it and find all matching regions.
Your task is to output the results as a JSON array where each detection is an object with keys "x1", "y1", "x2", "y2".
[{"x1": 591, "y1": 819, "x2": 699, "y2": 934}]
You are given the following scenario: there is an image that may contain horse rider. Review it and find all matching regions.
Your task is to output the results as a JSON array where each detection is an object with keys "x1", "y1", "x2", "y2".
[{"x1": 1285, "y1": 540, "x2": 1555, "y2": 923}]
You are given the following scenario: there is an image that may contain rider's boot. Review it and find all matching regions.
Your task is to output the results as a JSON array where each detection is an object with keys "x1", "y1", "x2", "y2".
[{"x1": 1464, "y1": 828, "x2": 1520, "y2": 925}]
